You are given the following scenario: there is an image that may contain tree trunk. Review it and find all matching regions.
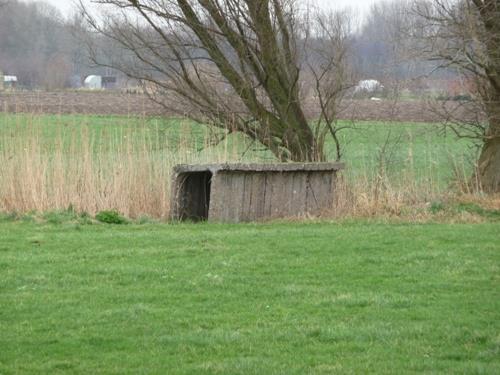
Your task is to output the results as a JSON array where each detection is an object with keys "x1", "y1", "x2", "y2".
[
  {"x1": 477, "y1": 108, "x2": 500, "y2": 193},
  {"x1": 476, "y1": 91, "x2": 500, "y2": 192},
  {"x1": 477, "y1": 138, "x2": 500, "y2": 193},
  {"x1": 261, "y1": 129, "x2": 319, "y2": 163},
  {"x1": 282, "y1": 104, "x2": 320, "y2": 162},
  {"x1": 285, "y1": 136, "x2": 317, "y2": 162},
  {"x1": 475, "y1": 1, "x2": 500, "y2": 193}
]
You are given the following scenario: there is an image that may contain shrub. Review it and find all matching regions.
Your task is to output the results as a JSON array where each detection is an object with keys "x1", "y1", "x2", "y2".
[{"x1": 95, "y1": 210, "x2": 128, "y2": 224}]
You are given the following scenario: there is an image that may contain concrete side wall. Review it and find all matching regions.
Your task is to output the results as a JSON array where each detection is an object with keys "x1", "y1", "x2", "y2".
[
  {"x1": 170, "y1": 173, "x2": 182, "y2": 220},
  {"x1": 209, "y1": 170, "x2": 335, "y2": 222}
]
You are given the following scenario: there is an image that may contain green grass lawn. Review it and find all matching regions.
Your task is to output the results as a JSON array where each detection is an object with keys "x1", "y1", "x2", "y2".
[{"x1": 1, "y1": 221, "x2": 499, "y2": 374}]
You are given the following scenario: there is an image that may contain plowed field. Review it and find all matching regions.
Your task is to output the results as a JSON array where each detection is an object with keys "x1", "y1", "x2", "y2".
[{"x1": 0, "y1": 90, "x2": 478, "y2": 122}]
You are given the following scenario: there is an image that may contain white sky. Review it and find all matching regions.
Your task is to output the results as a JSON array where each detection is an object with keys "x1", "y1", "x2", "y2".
[{"x1": 23, "y1": 0, "x2": 385, "y2": 17}]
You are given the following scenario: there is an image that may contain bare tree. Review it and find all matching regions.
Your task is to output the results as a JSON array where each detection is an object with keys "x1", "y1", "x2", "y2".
[
  {"x1": 80, "y1": 0, "x2": 353, "y2": 162},
  {"x1": 303, "y1": 8, "x2": 355, "y2": 160},
  {"x1": 411, "y1": 0, "x2": 500, "y2": 192}
]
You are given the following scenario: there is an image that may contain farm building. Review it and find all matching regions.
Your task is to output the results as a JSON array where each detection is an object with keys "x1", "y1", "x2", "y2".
[
  {"x1": 354, "y1": 79, "x2": 384, "y2": 94},
  {"x1": 3, "y1": 75, "x2": 18, "y2": 89},
  {"x1": 84, "y1": 75, "x2": 117, "y2": 90},
  {"x1": 170, "y1": 163, "x2": 344, "y2": 223},
  {"x1": 84, "y1": 75, "x2": 102, "y2": 89}
]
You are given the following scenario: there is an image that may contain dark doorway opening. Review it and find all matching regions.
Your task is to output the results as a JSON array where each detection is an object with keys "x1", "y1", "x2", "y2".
[{"x1": 177, "y1": 171, "x2": 212, "y2": 221}]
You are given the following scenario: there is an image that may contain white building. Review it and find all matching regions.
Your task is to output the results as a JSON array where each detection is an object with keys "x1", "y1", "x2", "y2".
[
  {"x1": 354, "y1": 79, "x2": 384, "y2": 94},
  {"x1": 84, "y1": 75, "x2": 102, "y2": 90},
  {"x1": 3, "y1": 75, "x2": 18, "y2": 88}
]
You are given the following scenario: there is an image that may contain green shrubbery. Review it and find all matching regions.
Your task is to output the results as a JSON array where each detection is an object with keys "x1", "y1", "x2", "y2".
[{"x1": 95, "y1": 210, "x2": 128, "y2": 224}]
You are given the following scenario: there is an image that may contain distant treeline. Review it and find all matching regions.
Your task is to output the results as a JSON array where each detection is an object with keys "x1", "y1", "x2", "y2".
[
  {"x1": 0, "y1": 0, "x2": 115, "y2": 89},
  {"x1": 0, "y1": 0, "x2": 452, "y2": 90}
]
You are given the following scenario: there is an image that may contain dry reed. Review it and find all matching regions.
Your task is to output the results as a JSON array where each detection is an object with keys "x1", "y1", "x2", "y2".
[
  {"x1": 0, "y1": 114, "x2": 237, "y2": 218},
  {"x1": 0, "y1": 112, "x2": 494, "y2": 220}
]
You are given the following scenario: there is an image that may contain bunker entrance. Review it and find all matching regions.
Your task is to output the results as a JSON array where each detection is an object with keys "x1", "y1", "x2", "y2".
[{"x1": 177, "y1": 171, "x2": 212, "y2": 221}]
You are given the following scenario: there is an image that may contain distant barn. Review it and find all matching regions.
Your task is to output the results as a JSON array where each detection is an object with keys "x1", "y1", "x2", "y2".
[
  {"x1": 170, "y1": 163, "x2": 344, "y2": 223},
  {"x1": 84, "y1": 75, "x2": 117, "y2": 90},
  {"x1": 354, "y1": 79, "x2": 384, "y2": 94},
  {"x1": 84, "y1": 75, "x2": 102, "y2": 90},
  {"x1": 3, "y1": 75, "x2": 18, "y2": 89}
]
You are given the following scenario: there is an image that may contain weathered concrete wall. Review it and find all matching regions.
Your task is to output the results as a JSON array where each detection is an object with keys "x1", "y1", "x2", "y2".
[
  {"x1": 170, "y1": 163, "x2": 343, "y2": 223},
  {"x1": 209, "y1": 171, "x2": 336, "y2": 222}
]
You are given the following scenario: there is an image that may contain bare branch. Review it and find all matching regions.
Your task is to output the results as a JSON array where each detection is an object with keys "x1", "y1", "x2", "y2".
[{"x1": 79, "y1": 0, "x2": 354, "y2": 162}]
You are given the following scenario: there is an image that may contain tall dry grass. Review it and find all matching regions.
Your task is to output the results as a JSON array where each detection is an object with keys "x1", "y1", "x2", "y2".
[
  {"x1": 0, "y1": 115, "x2": 241, "y2": 218},
  {"x1": 0, "y1": 112, "x2": 493, "y2": 220}
]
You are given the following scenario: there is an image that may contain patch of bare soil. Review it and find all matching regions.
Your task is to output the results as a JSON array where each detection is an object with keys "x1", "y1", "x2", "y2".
[
  {"x1": 0, "y1": 90, "x2": 478, "y2": 123},
  {"x1": 0, "y1": 91, "x2": 167, "y2": 117}
]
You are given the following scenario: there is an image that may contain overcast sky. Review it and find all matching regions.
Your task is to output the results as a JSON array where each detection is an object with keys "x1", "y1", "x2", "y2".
[{"x1": 23, "y1": 0, "x2": 384, "y2": 17}]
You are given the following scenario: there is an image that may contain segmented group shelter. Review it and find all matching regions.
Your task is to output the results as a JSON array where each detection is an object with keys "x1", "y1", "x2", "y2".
[{"x1": 170, "y1": 163, "x2": 344, "y2": 223}]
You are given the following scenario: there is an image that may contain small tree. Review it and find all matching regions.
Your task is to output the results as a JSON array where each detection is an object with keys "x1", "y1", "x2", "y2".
[
  {"x1": 80, "y1": 0, "x2": 354, "y2": 162},
  {"x1": 412, "y1": 0, "x2": 500, "y2": 192}
]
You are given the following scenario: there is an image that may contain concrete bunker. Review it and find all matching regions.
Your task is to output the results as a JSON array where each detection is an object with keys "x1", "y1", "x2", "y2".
[{"x1": 171, "y1": 163, "x2": 344, "y2": 223}]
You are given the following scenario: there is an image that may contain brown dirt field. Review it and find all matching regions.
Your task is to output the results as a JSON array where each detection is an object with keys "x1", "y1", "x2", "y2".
[
  {"x1": 0, "y1": 90, "x2": 478, "y2": 123},
  {"x1": 0, "y1": 91, "x2": 165, "y2": 116}
]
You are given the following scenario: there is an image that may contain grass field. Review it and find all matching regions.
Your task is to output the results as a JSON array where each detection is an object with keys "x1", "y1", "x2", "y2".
[
  {"x1": 0, "y1": 220, "x2": 499, "y2": 374},
  {"x1": 0, "y1": 112, "x2": 474, "y2": 175},
  {"x1": 0, "y1": 112, "x2": 477, "y2": 218}
]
